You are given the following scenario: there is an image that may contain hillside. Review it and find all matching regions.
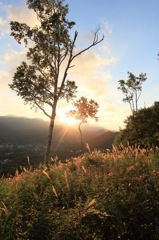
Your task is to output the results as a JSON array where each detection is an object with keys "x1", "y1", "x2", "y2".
[
  {"x1": 0, "y1": 116, "x2": 48, "y2": 144},
  {"x1": 0, "y1": 147, "x2": 159, "y2": 239},
  {"x1": 0, "y1": 116, "x2": 118, "y2": 148},
  {"x1": 0, "y1": 116, "x2": 118, "y2": 175}
]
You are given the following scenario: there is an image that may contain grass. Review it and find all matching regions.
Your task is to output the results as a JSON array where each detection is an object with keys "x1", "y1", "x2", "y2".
[{"x1": 0, "y1": 146, "x2": 159, "y2": 239}]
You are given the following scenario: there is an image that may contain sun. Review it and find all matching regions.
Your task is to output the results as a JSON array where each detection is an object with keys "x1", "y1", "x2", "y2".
[
  {"x1": 67, "y1": 117, "x2": 77, "y2": 125},
  {"x1": 57, "y1": 108, "x2": 77, "y2": 125},
  {"x1": 59, "y1": 115, "x2": 77, "y2": 125}
]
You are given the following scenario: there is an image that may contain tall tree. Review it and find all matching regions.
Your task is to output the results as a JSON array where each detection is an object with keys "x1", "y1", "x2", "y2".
[
  {"x1": 118, "y1": 72, "x2": 147, "y2": 115},
  {"x1": 67, "y1": 97, "x2": 99, "y2": 152},
  {"x1": 9, "y1": 0, "x2": 104, "y2": 163}
]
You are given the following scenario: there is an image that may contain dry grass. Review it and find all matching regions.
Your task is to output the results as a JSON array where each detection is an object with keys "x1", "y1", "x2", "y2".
[{"x1": 0, "y1": 146, "x2": 158, "y2": 239}]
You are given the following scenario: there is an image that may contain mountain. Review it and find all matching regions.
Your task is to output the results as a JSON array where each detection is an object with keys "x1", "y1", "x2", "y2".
[
  {"x1": 88, "y1": 131, "x2": 118, "y2": 149},
  {"x1": 0, "y1": 116, "x2": 118, "y2": 146},
  {"x1": 0, "y1": 116, "x2": 48, "y2": 144},
  {"x1": 0, "y1": 116, "x2": 118, "y2": 175}
]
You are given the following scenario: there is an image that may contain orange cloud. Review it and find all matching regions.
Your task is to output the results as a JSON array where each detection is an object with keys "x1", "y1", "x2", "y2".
[
  {"x1": 70, "y1": 51, "x2": 115, "y2": 79},
  {"x1": 0, "y1": 2, "x2": 39, "y2": 35},
  {"x1": 6, "y1": 3, "x2": 38, "y2": 27}
]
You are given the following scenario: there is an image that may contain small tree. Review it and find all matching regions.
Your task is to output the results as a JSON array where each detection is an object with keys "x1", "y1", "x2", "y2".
[
  {"x1": 67, "y1": 97, "x2": 99, "y2": 152},
  {"x1": 9, "y1": 0, "x2": 104, "y2": 163},
  {"x1": 118, "y1": 72, "x2": 147, "y2": 115}
]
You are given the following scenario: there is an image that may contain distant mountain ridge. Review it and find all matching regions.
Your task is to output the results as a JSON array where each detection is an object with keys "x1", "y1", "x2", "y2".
[
  {"x1": 0, "y1": 116, "x2": 118, "y2": 150},
  {"x1": 0, "y1": 116, "x2": 118, "y2": 175}
]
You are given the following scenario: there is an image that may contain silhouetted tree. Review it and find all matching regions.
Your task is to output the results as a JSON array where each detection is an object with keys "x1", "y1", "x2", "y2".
[
  {"x1": 118, "y1": 72, "x2": 147, "y2": 115},
  {"x1": 9, "y1": 0, "x2": 104, "y2": 163},
  {"x1": 67, "y1": 97, "x2": 99, "y2": 152}
]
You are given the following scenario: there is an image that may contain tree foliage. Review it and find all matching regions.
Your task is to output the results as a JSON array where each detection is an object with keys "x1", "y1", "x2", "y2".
[
  {"x1": 118, "y1": 72, "x2": 147, "y2": 115},
  {"x1": 67, "y1": 97, "x2": 99, "y2": 152},
  {"x1": 9, "y1": 0, "x2": 104, "y2": 163},
  {"x1": 114, "y1": 102, "x2": 159, "y2": 147}
]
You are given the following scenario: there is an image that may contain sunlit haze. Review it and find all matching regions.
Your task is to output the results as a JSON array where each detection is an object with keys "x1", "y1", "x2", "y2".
[
  {"x1": 58, "y1": 108, "x2": 78, "y2": 125},
  {"x1": 0, "y1": 0, "x2": 159, "y2": 130}
]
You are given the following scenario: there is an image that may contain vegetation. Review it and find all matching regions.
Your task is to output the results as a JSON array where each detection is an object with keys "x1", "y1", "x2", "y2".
[
  {"x1": 67, "y1": 97, "x2": 99, "y2": 152},
  {"x1": 9, "y1": 0, "x2": 104, "y2": 163},
  {"x1": 115, "y1": 72, "x2": 158, "y2": 149},
  {"x1": 2, "y1": 1, "x2": 159, "y2": 239},
  {"x1": 118, "y1": 72, "x2": 147, "y2": 115},
  {"x1": 114, "y1": 102, "x2": 159, "y2": 147},
  {"x1": 0, "y1": 146, "x2": 159, "y2": 239}
]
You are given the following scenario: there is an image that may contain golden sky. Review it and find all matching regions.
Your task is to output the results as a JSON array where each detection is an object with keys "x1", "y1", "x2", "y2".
[{"x1": 1, "y1": 0, "x2": 159, "y2": 130}]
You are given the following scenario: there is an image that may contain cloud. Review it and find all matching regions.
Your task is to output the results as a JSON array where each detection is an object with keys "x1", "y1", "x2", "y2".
[
  {"x1": 6, "y1": 3, "x2": 38, "y2": 27},
  {"x1": 0, "y1": 16, "x2": 6, "y2": 37},
  {"x1": 97, "y1": 99, "x2": 131, "y2": 130},
  {"x1": 0, "y1": 71, "x2": 10, "y2": 90},
  {"x1": 0, "y1": 47, "x2": 28, "y2": 109},
  {"x1": 3, "y1": 49, "x2": 26, "y2": 64},
  {"x1": 70, "y1": 50, "x2": 116, "y2": 79},
  {"x1": 0, "y1": 2, "x2": 38, "y2": 36},
  {"x1": 0, "y1": 1, "x2": 48, "y2": 97},
  {"x1": 0, "y1": 1, "x2": 127, "y2": 130},
  {"x1": 0, "y1": 17, "x2": 4, "y2": 26},
  {"x1": 1, "y1": 48, "x2": 27, "y2": 78},
  {"x1": 67, "y1": 47, "x2": 116, "y2": 103}
]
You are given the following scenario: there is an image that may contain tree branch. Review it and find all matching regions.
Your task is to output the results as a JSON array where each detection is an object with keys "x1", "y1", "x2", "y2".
[
  {"x1": 34, "y1": 100, "x2": 51, "y2": 118},
  {"x1": 57, "y1": 31, "x2": 78, "y2": 98},
  {"x1": 72, "y1": 32, "x2": 104, "y2": 61}
]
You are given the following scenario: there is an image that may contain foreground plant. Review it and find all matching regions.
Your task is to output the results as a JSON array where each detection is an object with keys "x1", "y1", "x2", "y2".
[{"x1": 0, "y1": 147, "x2": 159, "y2": 239}]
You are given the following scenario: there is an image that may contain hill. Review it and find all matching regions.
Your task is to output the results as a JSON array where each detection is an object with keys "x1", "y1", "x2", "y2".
[
  {"x1": 0, "y1": 147, "x2": 159, "y2": 239},
  {"x1": 0, "y1": 116, "x2": 118, "y2": 175},
  {"x1": 0, "y1": 116, "x2": 118, "y2": 148},
  {"x1": 0, "y1": 116, "x2": 48, "y2": 144}
]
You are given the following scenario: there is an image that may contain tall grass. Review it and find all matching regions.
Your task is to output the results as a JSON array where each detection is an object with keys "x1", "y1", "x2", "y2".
[{"x1": 0, "y1": 146, "x2": 159, "y2": 239}]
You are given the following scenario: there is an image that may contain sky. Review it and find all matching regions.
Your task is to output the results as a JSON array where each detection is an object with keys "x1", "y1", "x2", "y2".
[{"x1": 0, "y1": 0, "x2": 159, "y2": 131}]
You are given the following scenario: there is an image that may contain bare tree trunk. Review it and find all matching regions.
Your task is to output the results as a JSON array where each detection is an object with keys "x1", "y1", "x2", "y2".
[
  {"x1": 78, "y1": 123, "x2": 84, "y2": 153},
  {"x1": 135, "y1": 91, "x2": 138, "y2": 112},
  {"x1": 45, "y1": 100, "x2": 57, "y2": 164}
]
